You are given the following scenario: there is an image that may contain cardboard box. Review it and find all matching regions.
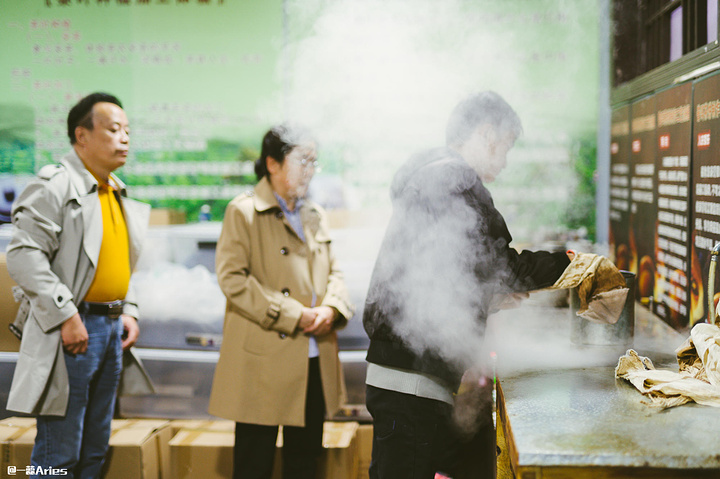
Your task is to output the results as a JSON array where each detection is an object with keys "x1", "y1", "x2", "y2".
[
  {"x1": 355, "y1": 424, "x2": 372, "y2": 479},
  {"x1": 113, "y1": 419, "x2": 173, "y2": 479},
  {"x1": 103, "y1": 419, "x2": 172, "y2": 479},
  {"x1": 0, "y1": 423, "x2": 35, "y2": 479},
  {"x1": 170, "y1": 429, "x2": 234, "y2": 479},
  {"x1": 0, "y1": 417, "x2": 35, "y2": 428},
  {"x1": 170, "y1": 421, "x2": 360, "y2": 479},
  {"x1": 318, "y1": 421, "x2": 359, "y2": 479},
  {"x1": 0, "y1": 253, "x2": 21, "y2": 352},
  {"x1": 169, "y1": 419, "x2": 235, "y2": 436},
  {"x1": 149, "y1": 208, "x2": 186, "y2": 225}
]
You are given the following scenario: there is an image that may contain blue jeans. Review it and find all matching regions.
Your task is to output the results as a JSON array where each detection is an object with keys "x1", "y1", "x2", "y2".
[{"x1": 31, "y1": 313, "x2": 123, "y2": 479}]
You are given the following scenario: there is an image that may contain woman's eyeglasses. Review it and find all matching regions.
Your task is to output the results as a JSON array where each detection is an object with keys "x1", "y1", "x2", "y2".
[{"x1": 291, "y1": 157, "x2": 320, "y2": 171}]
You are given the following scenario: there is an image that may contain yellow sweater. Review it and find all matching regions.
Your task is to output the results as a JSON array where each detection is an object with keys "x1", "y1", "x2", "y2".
[{"x1": 84, "y1": 180, "x2": 131, "y2": 302}]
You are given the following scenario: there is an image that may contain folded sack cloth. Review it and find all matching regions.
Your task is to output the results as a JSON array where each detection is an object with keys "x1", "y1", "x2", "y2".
[
  {"x1": 548, "y1": 252, "x2": 629, "y2": 324},
  {"x1": 614, "y1": 322, "x2": 720, "y2": 409}
]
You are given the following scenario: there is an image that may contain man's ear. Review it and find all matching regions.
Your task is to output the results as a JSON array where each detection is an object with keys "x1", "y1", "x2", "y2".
[
  {"x1": 75, "y1": 126, "x2": 87, "y2": 146},
  {"x1": 266, "y1": 156, "x2": 281, "y2": 175},
  {"x1": 477, "y1": 123, "x2": 496, "y2": 142}
]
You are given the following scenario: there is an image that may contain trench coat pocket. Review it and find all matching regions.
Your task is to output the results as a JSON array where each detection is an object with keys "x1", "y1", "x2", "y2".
[
  {"x1": 242, "y1": 321, "x2": 287, "y2": 356},
  {"x1": 18, "y1": 315, "x2": 58, "y2": 358}
]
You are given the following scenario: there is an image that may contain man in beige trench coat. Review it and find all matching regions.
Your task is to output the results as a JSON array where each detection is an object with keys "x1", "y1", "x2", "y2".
[
  {"x1": 6, "y1": 92, "x2": 152, "y2": 478},
  {"x1": 209, "y1": 124, "x2": 354, "y2": 479}
]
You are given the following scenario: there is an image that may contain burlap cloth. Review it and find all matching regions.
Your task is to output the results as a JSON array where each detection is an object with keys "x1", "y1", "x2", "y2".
[
  {"x1": 615, "y1": 322, "x2": 720, "y2": 409},
  {"x1": 548, "y1": 252, "x2": 629, "y2": 324}
]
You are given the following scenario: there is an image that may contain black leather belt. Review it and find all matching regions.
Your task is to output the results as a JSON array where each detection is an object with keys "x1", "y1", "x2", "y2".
[{"x1": 78, "y1": 300, "x2": 124, "y2": 319}]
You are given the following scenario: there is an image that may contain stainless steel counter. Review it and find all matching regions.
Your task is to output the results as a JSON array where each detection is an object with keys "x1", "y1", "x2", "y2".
[{"x1": 489, "y1": 299, "x2": 720, "y2": 478}]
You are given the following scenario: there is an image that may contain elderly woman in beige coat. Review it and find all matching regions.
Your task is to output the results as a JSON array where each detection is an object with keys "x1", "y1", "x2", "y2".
[{"x1": 209, "y1": 124, "x2": 354, "y2": 479}]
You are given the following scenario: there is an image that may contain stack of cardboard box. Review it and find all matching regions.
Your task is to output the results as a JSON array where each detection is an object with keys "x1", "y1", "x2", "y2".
[
  {"x1": 0, "y1": 418, "x2": 173, "y2": 479},
  {"x1": 0, "y1": 253, "x2": 20, "y2": 353},
  {"x1": 169, "y1": 420, "x2": 361, "y2": 479},
  {"x1": 1, "y1": 412, "x2": 363, "y2": 478}
]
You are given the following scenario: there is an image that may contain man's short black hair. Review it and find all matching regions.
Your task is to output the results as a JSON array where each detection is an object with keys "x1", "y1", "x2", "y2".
[
  {"x1": 67, "y1": 92, "x2": 123, "y2": 145},
  {"x1": 445, "y1": 91, "x2": 522, "y2": 148}
]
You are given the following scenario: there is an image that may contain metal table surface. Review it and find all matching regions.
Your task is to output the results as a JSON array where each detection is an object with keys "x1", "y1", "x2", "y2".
[{"x1": 487, "y1": 299, "x2": 720, "y2": 478}]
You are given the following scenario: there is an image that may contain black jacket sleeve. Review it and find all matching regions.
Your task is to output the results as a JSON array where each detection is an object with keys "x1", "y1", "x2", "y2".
[
  {"x1": 503, "y1": 247, "x2": 570, "y2": 292},
  {"x1": 470, "y1": 177, "x2": 570, "y2": 294}
]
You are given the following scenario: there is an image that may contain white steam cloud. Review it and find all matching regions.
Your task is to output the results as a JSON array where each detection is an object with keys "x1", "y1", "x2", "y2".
[
  {"x1": 263, "y1": 0, "x2": 605, "y2": 377},
  {"x1": 269, "y1": 0, "x2": 534, "y2": 208},
  {"x1": 270, "y1": 0, "x2": 600, "y2": 208},
  {"x1": 363, "y1": 152, "x2": 519, "y2": 374}
]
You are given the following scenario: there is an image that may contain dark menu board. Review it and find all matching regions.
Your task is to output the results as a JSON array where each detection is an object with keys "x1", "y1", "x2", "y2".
[
  {"x1": 630, "y1": 96, "x2": 657, "y2": 305},
  {"x1": 609, "y1": 106, "x2": 631, "y2": 271},
  {"x1": 692, "y1": 73, "x2": 720, "y2": 326},
  {"x1": 653, "y1": 84, "x2": 692, "y2": 329}
]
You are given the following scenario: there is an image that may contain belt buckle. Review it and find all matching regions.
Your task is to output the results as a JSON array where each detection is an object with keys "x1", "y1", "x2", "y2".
[{"x1": 107, "y1": 300, "x2": 124, "y2": 319}]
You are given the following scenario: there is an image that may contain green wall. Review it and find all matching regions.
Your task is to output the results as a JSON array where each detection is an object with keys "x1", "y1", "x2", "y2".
[
  {"x1": 0, "y1": 0, "x2": 601, "y2": 235},
  {"x1": 0, "y1": 0, "x2": 282, "y2": 221}
]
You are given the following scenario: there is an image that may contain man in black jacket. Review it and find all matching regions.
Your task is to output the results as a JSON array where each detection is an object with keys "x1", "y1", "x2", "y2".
[{"x1": 363, "y1": 91, "x2": 571, "y2": 478}]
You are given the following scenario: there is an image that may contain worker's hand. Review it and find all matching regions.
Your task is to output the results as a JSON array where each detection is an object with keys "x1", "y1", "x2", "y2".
[
  {"x1": 458, "y1": 367, "x2": 490, "y2": 394},
  {"x1": 304, "y1": 306, "x2": 336, "y2": 336},
  {"x1": 492, "y1": 292, "x2": 529, "y2": 310},
  {"x1": 121, "y1": 314, "x2": 140, "y2": 350},
  {"x1": 61, "y1": 313, "x2": 88, "y2": 354},
  {"x1": 454, "y1": 367, "x2": 494, "y2": 436}
]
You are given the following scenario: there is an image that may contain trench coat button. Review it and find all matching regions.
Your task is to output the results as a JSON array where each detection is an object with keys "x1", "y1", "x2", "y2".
[
  {"x1": 281, "y1": 288, "x2": 290, "y2": 297},
  {"x1": 275, "y1": 211, "x2": 283, "y2": 219},
  {"x1": 57, "y1": 295, "x2": 63, "y2": 302},
  {"x1": 280, "y1": 247, "x2": 288, "y2": 255},
  {"x1": 279, "y1": 333, "x2": 288, "y2": 339}
]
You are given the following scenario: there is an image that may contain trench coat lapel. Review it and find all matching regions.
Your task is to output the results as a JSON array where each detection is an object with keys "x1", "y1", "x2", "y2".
[
  {"x1": 111, "y1": 174, "x2": 150, "y2": 268},
  {"x1": 300, "y1": 204, "x2": 323, "y2": 251},
  {"x1": 253, "y1": 178, "x2": 303, "y2": 241},
  {"x1": 78, "y1": 196, "x2": 102, "y2": 267},
  {"x1": 253, "y1": 178, "x2": 327, "y2": 248},
  {"x1": 251, "y1": 177, "x2": 276, "y2": 213},
  {"x1": 62, "y1": 152, "x2": 103, "y2": 268}
]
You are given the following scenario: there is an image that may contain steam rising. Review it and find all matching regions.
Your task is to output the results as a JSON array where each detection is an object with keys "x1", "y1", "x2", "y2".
[
  {"x1": 364, "y1": 148, "x2": 519, "y2": 375},
  {"x1": 269, "y1": 0, "x2": 605, "y2": 376},
  {"x1": 274, "y1": 0, "x2": 600, "y2": 205},
  {"x1": 486, "y1": 299, "x2": 627, "y2": 377},
  {"x1": 274, "y1": 0, "x2": 535, "y2": 209}
]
